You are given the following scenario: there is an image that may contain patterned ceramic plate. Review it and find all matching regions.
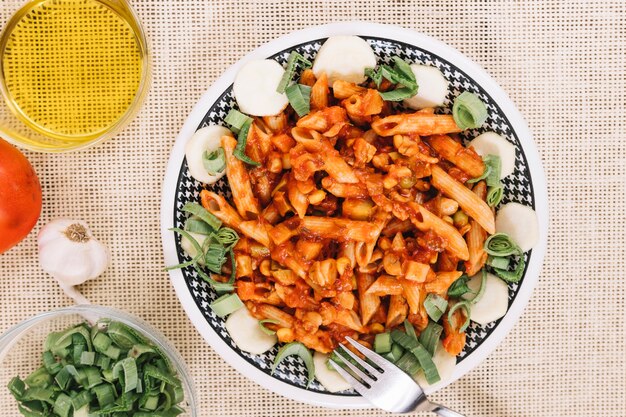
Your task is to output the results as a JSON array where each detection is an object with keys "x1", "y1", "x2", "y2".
[{"x1": 161, "y1": 22, "x2": 548, "y2": 408}]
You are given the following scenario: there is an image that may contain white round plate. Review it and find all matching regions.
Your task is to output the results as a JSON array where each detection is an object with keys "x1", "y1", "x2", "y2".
[{"x1": 161, "y1": 22, "x2": 548, "y2": 408}]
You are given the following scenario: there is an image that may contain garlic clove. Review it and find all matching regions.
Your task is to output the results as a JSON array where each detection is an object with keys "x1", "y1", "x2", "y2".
[{"x1": 38, "y1": 219, "x2": 110, "y2": 303}]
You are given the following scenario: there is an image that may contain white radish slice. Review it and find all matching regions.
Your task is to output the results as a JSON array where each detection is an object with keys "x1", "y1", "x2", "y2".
[
  {"x1": 312, "y1": 35, "x2": 377, "y2": 85},
  {"x1": 185, "y1": 125, "x2": 232, "y2": 184},
  {"x1": 225, "y1": 307, "x2": 278, "y2": 355},
  {"x1": 463, "y1": 272, "x2": 509, "y2": 326},
  {"x1": 403, "y1": 65, "x2": 448, "y2": 110},
  {"x1": 233, "y1": 59, "x2": 289, "y2": 116},
  {"x1": 180, "y1": 231, "x2": 209, "y2": 266},
  {"x1": 415, "y1": 342, "x2": 457, "y2": 387},
  {"x1": 495, "y1": 202, "x2": 539, "y2": 252},
  {"x1": 313, "y1": 352, "x2": 352, "y2": 393},
  {"x1": 468, "y1": 132, "x2": 517, "y2": 179}
]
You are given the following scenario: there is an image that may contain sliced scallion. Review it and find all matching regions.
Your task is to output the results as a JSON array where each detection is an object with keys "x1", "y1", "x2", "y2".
[
  {"x1": 487, "y1": 255, "x2": 510, "y2": 269},
  {"x1": 192, "y1": 263, "x2": 234, "y2": 293},
  {"x1": 381, "y1": 343, "x2": 404, "y2": 363},
  {"x1": 366, "y1": 56, "x2": 418, "y2": 101},
  {"x1": 182, "y1": 202, "x2": 222, "y2": 231},
  {"x1": 233, "y1": 118, "x2": 260, "y2": 166},
  {"x1": 203, "y1": 148, "x2": 226, "y2": 175},
  {"x1": 423, "y1": 293, "x2": 448, "y2": 322},
  {"x1": 276, "y1": 51, "x2": 312, "y2": 94},
  {"x1": 464, "y1": 269, "x2": 487, "y2": 304},
  {"x1": 272, "y1": 342, "x2": 315, "y2": 387},
  {"x1": 487, "y1": 185, "x2": 504, "y2": 207},
  {"x1": 374, "y1": 332, "x2": 392, "y2": 354},
  {"x1": 452, "y1": 91, "x2": 488, "y2": 130},
  {"x1": 484, "y1": 155, "x2": 501, "y2": 187},
  {"x1": 447, "y1": 275, "x2": 471, "y2": 298},
  {"x1": 210, "y1": 293, "x2": 244, "y2": 318},
  {"x1": 184, "y1": 217, "x2": 213, "y2": 235},
  {"x1": 403, "y1": 319, "x2": 418, "y2": 341},
  {"x1": 493, "y1": 254, "x2": 526, "y2": 283},
  {"x1": 259, "y1": 319, "x2": 279, "y2": 336},
  {"x1": 418, "y1": 321, "x2": 444, "y2": 357},
  {"x1": 215, "y1": 227, "x2": 239, "y2": 248},
  {"x1": 447, "y1": 301, "x2": 472, "y2": 332},
  {"x1": 285, "y1": 84, "x2": 311, "y2": 117},
  {"x1": 395, "y1": 351, "x2": 420, "y2": 375},
  {"x1": 224, "y1": 109, "x2": 252, "y2": 134},
  {"x1": 484, "y1": 233, "x2": 522, "y2": 257}
]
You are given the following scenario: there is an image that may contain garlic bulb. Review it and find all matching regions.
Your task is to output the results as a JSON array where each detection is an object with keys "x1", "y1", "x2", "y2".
[{"x1": 38, "y1": 219, "x2": 110, "y2": 304}]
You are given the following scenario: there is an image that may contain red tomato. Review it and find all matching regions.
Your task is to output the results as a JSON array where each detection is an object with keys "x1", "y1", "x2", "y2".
[{"x1": 0, "y1": 138, "x2": 42, "y2": 253}]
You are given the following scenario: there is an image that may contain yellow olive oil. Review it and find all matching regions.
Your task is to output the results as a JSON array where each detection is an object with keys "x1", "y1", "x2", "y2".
[{"x1": 0, "y1": 0, "x2": 146, "y2": 143}]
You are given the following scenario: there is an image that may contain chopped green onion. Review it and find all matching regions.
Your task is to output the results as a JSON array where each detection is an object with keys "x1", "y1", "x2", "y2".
[
  {"x1": 166, "y1": 227, "x2": 205, "y2": 270},
  {"x1": 259, "y1": 319, "x2": 279, "y2": 336},
  {"x1": 381, "y1": 343, "x2": 404, "y2": 363},
  {"x1": 379, "y1": 86, "x2": 417, "y2": 101},
  {"x1": 464, "y1": 269, "x2": 487, "y2": 304},
  {"x1": 215, "y1": 227, "x2": 239, "y2": 248},
  {"x1": 182, "y1": 202, "x2": 222, "y2": 231},
  {"x1": 391, "y1": 329, "x2": 418, "y2": 351},
  {"x1": 487, "y1": 185, "x2": 504, "y2": 207},
  {"x1": 7, "y1": 321, "x2": 186, "y2": 417},
  {"x1": 466, "y1": 166, "x2": 491, "y2": 184},
  {"x1": 285, "y1": 84, "x2": 311, "y2": 117},
  {"x1": 423, "y1": 293, "x2": 448, "y2": 322},
  {"x1": 447, "y1": 275, "x2": 471, "y2": 298},
  {"x1": 184, "y1": 217, "x2": 214, "y2": 235},
  {"x1": 484, "y1": 155, "x2": 501, "y2": 187},
  {"x1": 395, "y1": 351, "x2": 420, "y2": 375},
  {"x1": 24, "y1": 367, "x2": 52, "y2": 388},
  {"x1": 487, "y1": 255, "x2": 510, "y2": 269},
  {"x1": 374, "y1": 333, "x2": 392, "y2": 354},
  {"x1": 272, "y1": 342, "x2": 315, "y2": 387},
  {"x1": 233, "y1": 118, "x2": 260, "y2": 166},
  {"x1": 53, "y1": 393, "x2": 72, "y2": 417},
  {"x1": 204, "y1": 242, "x2": 228, "y2": 274},
  {"x1": 210, "y1": 293, "x2": 244, "y2": 317},
  {"x1": 192, "y1": 264, "x2": 234, "y2": 293},
  {"x1": 447, "y1": 301, "x2": 472, "y2": 332},
  {"x1": 224, "y1": 109, "x2": 252, "y2": 134},
  {"x1": 452, "y1": 91, "x2": 488, "y2": 130},
  {"x1": 42, "y1": 351, "x2": 62, "y2": 374},
  {"x1": 113, "y1": 358, "x2": 138, "y2": 393},
  {"x1": 8, "y1": 377, "x2": 25, "y2": 400},
  {"x1": 484, "y1": 233, "x2": 522, "y2": 257},
  {"x1": 419, "y1": 321, "x2": 444, "y2": 357},
  {"x1": 403, "y1": 319, "x2": 418, "y2": 341},
  {"x1": 493, "y1": 254, "x2": 526, "y2": 283},
  {"x1": 366, "y1": 56, "x2": 418, "y2": 102},
  {"x1": 276, "y1": 52, "x2": 312, "y2": 94},
  {"x1": 412, "y1": 343, "x2": 440, "y2": 384},
  {"x1": 203, "y1": 148, "x2": 226, "y2": 175}
]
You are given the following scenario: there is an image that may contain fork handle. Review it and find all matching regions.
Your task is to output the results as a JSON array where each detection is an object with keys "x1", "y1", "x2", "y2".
[{"x1": 425, "y1": 402, "x2": 466, "y2": 417}]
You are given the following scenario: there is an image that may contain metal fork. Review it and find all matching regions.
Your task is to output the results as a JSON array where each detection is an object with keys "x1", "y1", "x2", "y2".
[{"x1": 329, "y1": 337, "x2": 465, "y2": 416}]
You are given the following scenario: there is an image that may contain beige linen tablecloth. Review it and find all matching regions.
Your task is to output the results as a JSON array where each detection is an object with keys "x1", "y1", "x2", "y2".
[{"x1": 1, "y1": 1, "x2": 624, "y2": 416}]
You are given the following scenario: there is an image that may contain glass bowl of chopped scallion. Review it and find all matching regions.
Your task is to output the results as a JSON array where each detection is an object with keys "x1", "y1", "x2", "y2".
[{"x1": 0, "y1": 305, "x2": 197, "y2": 417}]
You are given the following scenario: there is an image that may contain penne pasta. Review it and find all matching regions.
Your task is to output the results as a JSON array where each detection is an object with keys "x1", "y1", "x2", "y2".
[
  {"x1": 431, "y1": 165, "x2": 495, "y2": 234},
  {"x1": 371, "y1": 112, "x2": 462, "y2": 137},
  {"x1": 222, "y1": 135, "x2": 261, "y2": 218},
  {"x1": 426, "y1": 135, "x2": 485, "y2": 178},
  {"x1": 310, "y1": 72, "x2": 329, "y2": 110},
  {"x1": 465, "y1": 181, "x2": 489, "y2": 276}
]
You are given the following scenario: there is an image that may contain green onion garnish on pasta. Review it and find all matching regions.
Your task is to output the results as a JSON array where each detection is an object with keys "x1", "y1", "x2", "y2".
[
  {"x1": 210, "y1": 293, "x2": 244, "y2": 317},
  {"x1": 403, "y1": 319, "x2": 418, "y2": 341},
  {"x1": 233, "y1": 118, "x2": 260, "y2": 166},
  {"x1": 203, "y1": 148, "x2": 226, "y2": 175},
  {"x1": 487, "y1": 255, "x2": 510, "y2": 269},
  {"x1": 184, "y1": 216, "x2": 213, "y2": 235},
  {"x1": 272, "y1": 342, "x2": 315, "y2": 387},
  {"x1": 182, "y1": 202, "x2": 222, "y2": 231},
  {"x1": 418, "y1": 321, "x2": 444, "y2": 357},
  {"x1": 224, "y1": 109, "x2": 252, "y2": 134},
  {"x1": 258, "y1": 319, "x2": 280, "y2": 336},
  {"x1": 452, "y1": 91, "x2": 488, "y2": 130},
  {"x1": 423, "y1": 293, "x2": 448, "y2": 321},
  {"x1": 447, "y1": 301, "x2": 472, "y2": 332},
  {"x1": 366, "y1": 56, "x2": 418, "y2": 101},
  {"x1": 487, "y1": 185, "x2": 504, "y2": 207},
  {"x1": 484, "y1": 233, "x2": 521, "y2": 257},
  {"x1": 447, "y1": 275, "x2": 471, "y2": 298},
  {"x1": 276, "y1": 51, "x2": 312, "y2": 94},
  {"x1": 285, "y1": 84, "x2": 311, "y2": 117},
  {"x1": 391, "y1": 330, "x2": 440, "y2": 384},
  {"x1": 465, "y1": 269, "x2": 487, "y2": 304}
]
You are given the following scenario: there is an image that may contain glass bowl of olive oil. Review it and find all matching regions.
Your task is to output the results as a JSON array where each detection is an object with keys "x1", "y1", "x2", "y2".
[{"x1": 0, "y1": 0, "x2": 150, "y2": 152}]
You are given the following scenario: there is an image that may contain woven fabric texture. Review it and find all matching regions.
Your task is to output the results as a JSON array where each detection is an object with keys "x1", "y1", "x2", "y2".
[{"x1": 0, "y1": 1, "x2": 624, "y2": 416}]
